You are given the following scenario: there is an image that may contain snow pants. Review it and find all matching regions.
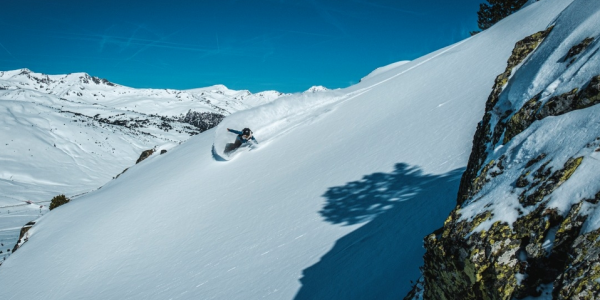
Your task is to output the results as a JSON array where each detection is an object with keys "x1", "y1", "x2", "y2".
[{"x1": 224, "y1": 139, "x2": 242, "y2": 155}]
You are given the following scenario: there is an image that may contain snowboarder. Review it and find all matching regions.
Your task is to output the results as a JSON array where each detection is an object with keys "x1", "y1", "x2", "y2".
[{"x1": 224, "y1": 128, "x2": 257, "y2": 154}]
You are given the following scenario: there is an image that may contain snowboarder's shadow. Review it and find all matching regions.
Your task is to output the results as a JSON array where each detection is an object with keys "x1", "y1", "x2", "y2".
[{"x1": 295, "y1": 163, "x2": 464, "y2": 299}]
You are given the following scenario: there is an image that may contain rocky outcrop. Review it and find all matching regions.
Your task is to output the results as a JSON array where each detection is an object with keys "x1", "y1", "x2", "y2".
[
  {"x1": 457, "y1": 26, "x2": 554, "y2": 206},
  {"x1": 114, "y1": 148, "x2": 165, "y2": 179},
  {"x1": 503, "y1": 75, "x2": 600, "y2": 144},
  {"x1": 181, "y1": 110, "x2": 225, "y2": 133},
  {"x1": 135, "y1": 149, "x2": 155, "y2": 164},
  {"x1": 564, "y1": 37, "x2": 594, "y2": 63},
  {"x1": 11, "y1": 221, "x2": 35, "y2": 253},
  {"x1": 416, "y1": 191, "x2": 597, "y2": 300},
  {"x1": 554, "y1": 227, "x2": 600, "y2": 299},
  {"x1": 405, "y1": 26, "x2": 600, "y2": 300},
  {"x1": 78, "y1": 73, "x2": 116, "y2": 86}
]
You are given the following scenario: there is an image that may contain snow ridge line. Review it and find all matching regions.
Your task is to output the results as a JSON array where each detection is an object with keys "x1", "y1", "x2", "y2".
[
  {"x1": 255, "y1": 88, "x2": 372, "y2": 146},
  {"x1": 246, "y1": 39, "x2": 468, "y2": 146},
  {"x1": 213, "y1": 39, "x2": 468, "y2": 154},
  {"x1": 359, "y1": 39, "x2": 470, "y2": 92}
]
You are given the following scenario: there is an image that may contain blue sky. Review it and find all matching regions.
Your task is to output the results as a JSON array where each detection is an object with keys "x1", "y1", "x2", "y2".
[{"x1": 0, "y1": 0, "x2": 482, "y2": 93}]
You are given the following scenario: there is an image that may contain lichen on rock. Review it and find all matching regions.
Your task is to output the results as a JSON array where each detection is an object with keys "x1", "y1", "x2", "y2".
[
  {"x1": 485, "y1": 26, "x2": 554, "y2": 112},
  {"x1": 458, "y1": 27, "x2": 554, "y2": 205},
  {"x1": 564, "y1": 37, "x2": 595, "y2": 63},
  {"x1": 502, "y1": 75, "x2": 600, "y2": 145},
  {"x1": 503, "y1": 95, "x2": 542, "y2": 144},
  {"x1": 518, "y1": 156, "x2": 583, "y2": 207},
  {"x1": 553, "y1": 228, "x2": 600, "y2": 300}
]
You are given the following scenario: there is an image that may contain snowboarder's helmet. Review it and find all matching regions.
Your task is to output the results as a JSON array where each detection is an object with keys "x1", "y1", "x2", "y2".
[{"x1": 242, "y1": 128, "x2": 251, "y2": 136}]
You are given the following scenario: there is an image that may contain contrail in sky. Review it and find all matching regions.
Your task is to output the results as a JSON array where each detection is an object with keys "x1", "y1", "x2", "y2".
[
  {"x1": 0, "y1": 41, "x2": 14, "y2": 56},
  {"x1": 216, "y1": 33, "x2": 220, "y2": 52},
  {"x1": 123, "y1": 30, "x2": 183, "y2": 61},
  {"x1": 352, "y1": 0, "x2": 424, "y2": 16},
  {"x1": 37, "y1": 31, "x2": 215, "y2": 53},
  {"x1": 308, "y1": 0, "x2": 349, "y2": 37},
  {"x1": 122, "y1": 25, "x2": 145, "y2": 52}
]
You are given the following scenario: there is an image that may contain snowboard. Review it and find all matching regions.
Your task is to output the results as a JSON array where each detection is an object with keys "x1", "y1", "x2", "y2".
[{"x1": 212, "y1": 143, "x2": 256, "y2": 161}]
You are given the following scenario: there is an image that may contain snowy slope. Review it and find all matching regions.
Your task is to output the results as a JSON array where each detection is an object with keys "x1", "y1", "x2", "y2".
[
  {"x1": 0, "y1": 69, "x2": 286, "y2": 205},
  {"x1": 0, "y1": 70, "x2": 285, "y2": 265},
  {"x1": 0, "y1": 69, "x2": 285, "y2": 202},
  {"x1": 0, "y1": 0, "x2": 575, "y2": 299}
]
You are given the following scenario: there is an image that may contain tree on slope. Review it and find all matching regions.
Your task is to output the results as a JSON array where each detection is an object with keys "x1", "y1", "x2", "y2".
[
  {"x1": 49, "y1": 194, "x2": 70, "y2": 210},
  {"x1": 474, "y1": 0, "x2": 529, "y2": 33}
]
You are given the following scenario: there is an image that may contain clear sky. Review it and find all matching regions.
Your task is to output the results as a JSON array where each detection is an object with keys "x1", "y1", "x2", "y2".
[{"x1": 0, "y1": 0, "x2": 482, "y2": 93}]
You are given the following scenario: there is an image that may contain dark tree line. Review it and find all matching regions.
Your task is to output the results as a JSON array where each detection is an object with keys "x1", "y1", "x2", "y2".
[{"x1": 472, "y1": 0, "x2": 530, "y2": 35}]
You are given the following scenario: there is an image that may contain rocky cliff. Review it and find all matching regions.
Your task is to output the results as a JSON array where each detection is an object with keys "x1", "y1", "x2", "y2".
[{"x1": 406, "y1": 1, "x2": 600, "y2": 299}]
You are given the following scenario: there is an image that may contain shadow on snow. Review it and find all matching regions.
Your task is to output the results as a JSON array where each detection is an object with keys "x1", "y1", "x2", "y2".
[{"x1": 295, "y1": 163, "x2": 464, "y2": 300}]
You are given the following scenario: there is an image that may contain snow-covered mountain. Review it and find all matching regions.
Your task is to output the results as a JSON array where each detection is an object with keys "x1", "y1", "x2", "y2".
[
  {"x1": 303, "y1": 85, "x2": 329, "y2": 93},
  {"x1": 0, "y1": 69, "x2": 286, "y2": 201},
  {"x1": 0, "y1": 69, "x2": 285, "y2": 116},
  {"x1": 0, "y1": 0, "x2": 597, "y2": 299},
  {"x1": 0, "y1": 70, "x2": 286, "y2": 265}
]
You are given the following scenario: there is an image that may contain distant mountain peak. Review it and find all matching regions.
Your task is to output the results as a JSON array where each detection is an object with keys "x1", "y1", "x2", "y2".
[{"x1": 305, "y1": 85, "x2": 328, "y2": 93}]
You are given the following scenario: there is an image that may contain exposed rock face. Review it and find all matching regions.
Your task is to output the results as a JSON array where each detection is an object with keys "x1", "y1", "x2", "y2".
[
  {"x1": 181, "y1": 110, "x2": 225, "y2": 133},
  {"x1": 136, "y1": 149, "x2": 155, "y2": 164},
  {"x1": 554, "y1": 228, "x2": 600, "y2": 299},
  {"x1": 11, "y1": 221, "x2": 35, "y2": 254},
  {"x1": 405, "y1": 25, "x2": 600, "y2": 300},
  {"x1": 458, "y1": 26, "x2": 554, "y2": 206},
  {"x1": 564, "y1": 37, "x2": 594, "y2": 63},
  {"x1": 503, "y1": 75, "x2": 600, "y2": 145}
]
